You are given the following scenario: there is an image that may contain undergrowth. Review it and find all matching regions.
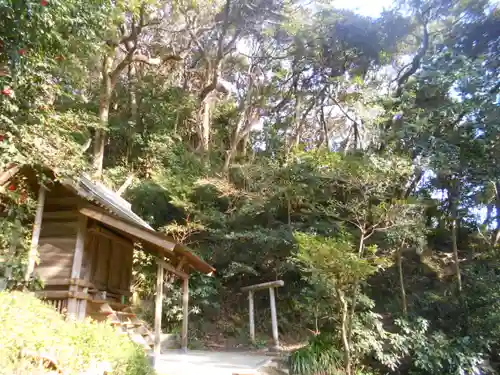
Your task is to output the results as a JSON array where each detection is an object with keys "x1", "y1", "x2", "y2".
[
  {"x1": 289, "y1": 333, "x2": 343, "y2": 375},
  {"x1": 0, "y1": 291, "x2": 154, "y2": 375}
]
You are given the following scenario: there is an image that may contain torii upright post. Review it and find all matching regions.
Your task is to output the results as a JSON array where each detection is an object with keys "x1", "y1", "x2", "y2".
[{"x1": 241, "y1": 280, "x2": 284, "y2": 351}]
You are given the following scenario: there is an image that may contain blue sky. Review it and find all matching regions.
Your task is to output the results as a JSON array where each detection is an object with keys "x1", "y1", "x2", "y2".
[
  {"x1": 337, "y1": 0, "x2": 500, "y2": 17},
  {"x1": 332, "y1": 0, "x2": 496, "y2": 225},
  {"x1": 334, "y1": 0, "x2": 393, "y2": 17}
]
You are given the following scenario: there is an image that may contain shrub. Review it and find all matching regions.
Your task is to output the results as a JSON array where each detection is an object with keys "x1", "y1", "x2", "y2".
[
  {"x1": 289, "y1": 333, "x2": 344, "y2": 375},
  {"x1": 0, "y1": 291, "x2": 154, "y2": 375}
]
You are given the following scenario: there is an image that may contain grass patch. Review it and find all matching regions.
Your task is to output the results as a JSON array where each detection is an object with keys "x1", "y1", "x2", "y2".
[
  {"x1": 289, "y1": 333, "x2": 343, "y2": 375},
  {"x1": 0, "y1": 291, "x2": 154, "y2": 375}
]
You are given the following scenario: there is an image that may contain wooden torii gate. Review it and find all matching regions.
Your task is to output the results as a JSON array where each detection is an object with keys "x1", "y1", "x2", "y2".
[{"x1": 241, "y1": 280, "x2": 284, "y2": 350}]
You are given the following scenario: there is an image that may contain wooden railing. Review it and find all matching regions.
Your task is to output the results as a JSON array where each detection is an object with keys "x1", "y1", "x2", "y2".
[
  {"x1": 35, "y1": 278, "x2": 132, "y2": 319},
  {"x1": 44, "y1": 297, "x2": 68, "y2": 315}
]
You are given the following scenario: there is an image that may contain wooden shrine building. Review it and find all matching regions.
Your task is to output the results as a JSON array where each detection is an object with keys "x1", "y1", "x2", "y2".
[{"x1": 0, "y1": 165, "x2": 215, "y2": 357}]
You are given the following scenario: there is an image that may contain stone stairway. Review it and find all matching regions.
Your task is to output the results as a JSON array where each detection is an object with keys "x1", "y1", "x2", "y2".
[
  {"x1": 256, "y1": 353, "x2": 289, "y2": 375},
  {"x1": 90, "y1": 303, "x2": 154, "y2": 349}
]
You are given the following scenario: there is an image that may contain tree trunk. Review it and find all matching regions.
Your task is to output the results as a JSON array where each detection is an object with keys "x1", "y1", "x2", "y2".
[
  {"x1": 137, "y1": 64, "x2": 145, "y2": 135},
  {"x1": 293, "y1": 93, "x2": 302, "y2": 147},
  {"x1": 491, "y1": 181, "x2": 500, "y2": 247},
  {"x1": 93, "y1": 55, "x2": 113, "y2": 178},
  {"x1": 239, "y1": 134, "x2": 249, "y2": 157},
  {"x1": 223, "y1": 114, "x2": 245, "y2": 174},
  {"x1": 451, "y1": 217, "x2": 462, "y2": 293},
  {"x1": 336, "y1": 287, "x2": 352, "y2": 375},
  {"x1": 484, "y1": 204, "x2": 493, "y2": 226},
  {"x1": 404, "y1": 169, "x2": 423, "y2": 198},
  {"x1": 223, "y1": 141, "x2": 238, "y2": 174},
  {"x1": 320, "y1": 104, "x2": 330, "y2": 150},
  {"x1": 127, "y1": 63, "x2": 138, "y2": 165},
  {"x1": 223, "y1": 87, "x2": 253, "y2": 173},
  {"x1": 397, "y1": 247, "x2": 408, "y2": 316},
  {"x1": 449, "y1": 180, "x2": 462, "y2": 294},
  {"x1": 200, "y1": 98, "x2": 212, "y2": 153},
  {"x1": 347, "y1": 232, "x2": 365, "y2": 340}
]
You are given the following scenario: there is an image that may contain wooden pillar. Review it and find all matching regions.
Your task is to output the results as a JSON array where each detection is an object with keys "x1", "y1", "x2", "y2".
[
  {"x1": 79, "y1": 236, "x2": 95, "y2": 320},
  {"x1": 269, "y1": 287, "x2": 279, "y2": 349},
  {"x1": 181, "y1": 277, "x2": 189, "y2": 352},
  {"x1": 154, "y1": 262, "x2": 164, "y2": 364},
  {"x1": 248, "y1": 291, "x2": 255, "y2": 344},
  {"x1": 67, "y1": 214, "x2": 87, "y2": 319},
  {"x1": 25, "y1": 186, "x2": 46, "y2": 282}
]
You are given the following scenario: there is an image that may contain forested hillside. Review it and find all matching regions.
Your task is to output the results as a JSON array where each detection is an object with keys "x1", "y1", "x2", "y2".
[{"x1": 1, "y1": 0, "x2": 500, "y2": 374}]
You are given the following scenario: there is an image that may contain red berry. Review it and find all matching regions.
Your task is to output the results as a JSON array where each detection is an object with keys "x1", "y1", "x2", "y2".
[
  {"x1": 0, "y1": 135, "x2": 4, "y2": 142},
  {"x1": 41, "y1": 0, "x2": 48, "y2": 6},
  {"x1": 18, "y1": 49, "x2": 26, "y2": 56},
  {"x1": 1, "y1": 87, "x2": 12, "y2": 97},
  {"x1": 8, "y1": 184, "x2": 16, "y2": 191}
]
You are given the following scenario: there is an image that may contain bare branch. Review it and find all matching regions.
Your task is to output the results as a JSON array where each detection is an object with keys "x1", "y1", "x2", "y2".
[
  {"x1": 117, "y1": 173, "x2": 135, "y2": 196},
  {"x1": 0, "y1": 164, "x2": 20, "y2": 187},
  {"x1": 217, "y1": 0, "x2": 232, "y2": 60},
  {"x1": 395, "y1": 20, "x2": 429, "y2": 97}
]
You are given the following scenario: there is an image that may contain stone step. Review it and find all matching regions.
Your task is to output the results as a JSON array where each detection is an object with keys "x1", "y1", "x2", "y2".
[{"x1": 258, "y1": 355, "x2": 289, "y2": 375}]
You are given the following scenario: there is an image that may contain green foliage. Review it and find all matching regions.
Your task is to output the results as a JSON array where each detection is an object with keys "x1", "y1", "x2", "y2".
[
  {"x1": 294, "y1": 232, "x2": 375, "y2": 287},
  {"x1": 462, "y1": 254, "x2": 500, "y2": 348},
  {"x1": 0, "y1": 217, "x2": 30, "y2": 289},
  {"x1": 410, "y1": 333, "x2": 485, "y2": 375},
  {"x1": 1, "y1": 0, "x2": 500, "y2": 374},
  {"x1": 292, "y1": 316, "x2": 488, "y2": 375},
  {"x1": 0, "y1": 0, "x2": 109, "y2": 174},
  {"x1": 0, "y1": 291, "x2": 154, "y2": 375},
  {"x1": 394, "y1": 319, "x2": 487, "y2": 375},
  {"x1": 290, "y1": 334, "x2": 344, "y2": 375}
]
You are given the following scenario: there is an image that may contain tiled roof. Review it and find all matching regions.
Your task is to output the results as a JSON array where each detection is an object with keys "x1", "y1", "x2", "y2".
[{"x1": 75, "y1": 175, "x2": 153, "y2": 230}]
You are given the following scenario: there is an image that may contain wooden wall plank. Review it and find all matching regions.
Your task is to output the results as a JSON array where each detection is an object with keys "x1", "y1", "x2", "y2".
[
  {"x1": 107, "y1": 241, "x2": 122, "y2": 291},
  {"x1": 43, "y1": 211, "x2": 79, "y2": 220},
  {"x1": 120, "y1": 242, "x2": 133, "y2": 291},
  {"x1": 43, "y1": 197, "x2": 80, "y2": 211},
  {"x1": 38, "y1": 256, "x2": 74, "y2": 268},
  {"x1": 36, "y1": 243, "x2": 74, "y2": 281},
  {"x1": 38, "y1": 240, "x2": 76, "y2": 253},
  {"x1": 88, "y1": 226, "x2": 133, "y2": 249},
  {"x1": 93, "y1": 236, "x2": 111, "y2": 290},
  {"x1": 36, "y1": 266, "x2": 72, "y2": 280},
  {"x1": 40, "y1": 222, "x2": 78, "y2": 237},
  {"x1": 81, "y1": 235, "x2": 95, "y2": 285}
]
